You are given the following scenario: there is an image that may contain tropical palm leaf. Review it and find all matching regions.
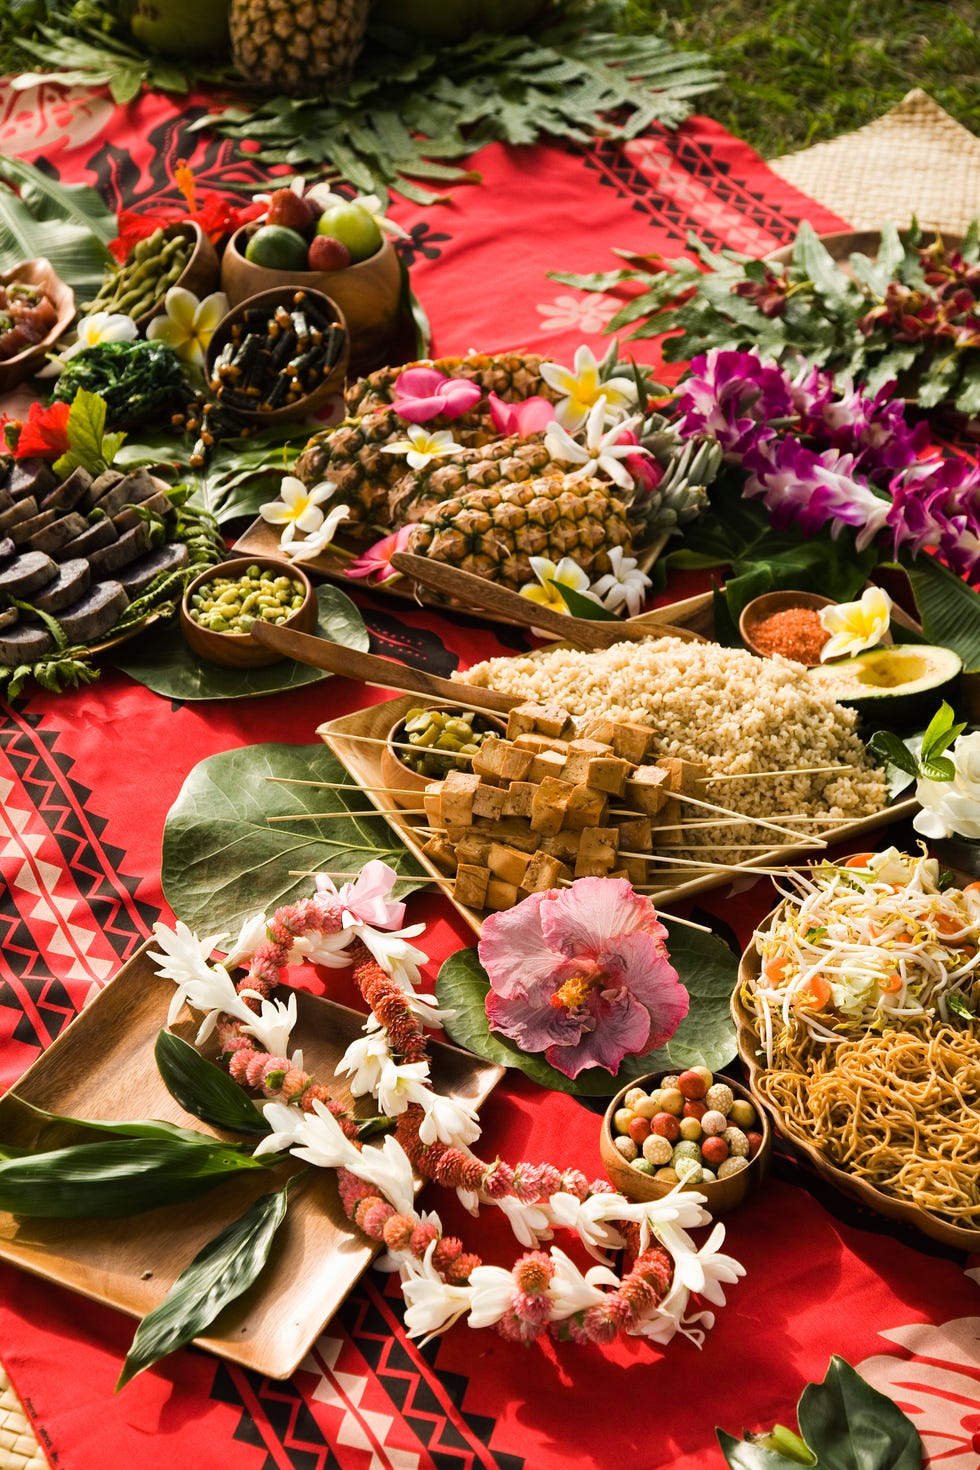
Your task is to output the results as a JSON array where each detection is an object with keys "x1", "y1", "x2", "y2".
[{"x1": 0, "y1": 155, "x2": 115, "y2": 298}]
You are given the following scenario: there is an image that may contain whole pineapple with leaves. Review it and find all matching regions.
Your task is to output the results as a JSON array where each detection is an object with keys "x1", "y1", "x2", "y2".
[
  {"x1": 229, "y1": 0, "x2": 369, "y2": 94},
  {"x1": 387, "y1": 434, "x2": 559, "y2": 525}
]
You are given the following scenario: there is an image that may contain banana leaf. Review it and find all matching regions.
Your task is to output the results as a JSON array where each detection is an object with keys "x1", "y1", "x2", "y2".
[
  {"x1": 0, "y1": 155, "x2": 114, "y2": 300},
  {"x1": 902, "y1": 553, "x2": 980, "y2": 672}
]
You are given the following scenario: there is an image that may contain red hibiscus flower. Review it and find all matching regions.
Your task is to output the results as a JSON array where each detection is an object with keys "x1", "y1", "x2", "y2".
[{"x1": 13, "y1": 400, "x2": 71, "y2": 460}]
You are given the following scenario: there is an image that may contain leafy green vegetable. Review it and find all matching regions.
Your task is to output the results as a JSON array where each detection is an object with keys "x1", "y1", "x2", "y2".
[
  {"x1": 117, "y1": 1181, "x2": 293, "y2": 1390},
  {"x1": 112, "y1": 584, "x2": 368, "y2": 701},
  {"x1": 51, "y1": 340, "x2": 192, "y2": 430},
  {"x1": 162, "y1": 742, "x2": 428, "y2": 933},
  {"x1": 434, "y1": 921, "x2": 737, "y2": 1097},
  {"x1": 154, "y1": 1031, "x2": 270, "y2": 1137},
  {"x1": 0, "y1": 153, "x2": 115, "y2": 298},
  {"x1": 717, "y1": 1355, "x2": 923, "y2": 1469},
  {"x1": 52, "y1": 385, "x2": 126, "y2": 477}
]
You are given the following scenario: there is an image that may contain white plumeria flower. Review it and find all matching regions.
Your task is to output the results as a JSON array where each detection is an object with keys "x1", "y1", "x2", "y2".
[
  {"x1": 490, "y1": 1193, "x2": 553, "y2": 1248},
  {"x1": 546, "y1": 1247, "x2": 620, "y2": 1320},
  {"x1": 416, "y1": 1090, "x2": 481, "y2": 1149},
  {"x1": 335, "y1": 1027, "x2": 392, "y2": 1096},
  {"x1": 258, "y1": 476, "x2": 334, "y2": 546},
  {"x1": 59, "y1": 310, "x2": 138, "y2": 363},
  {"x1": 375, "y1": 1057, "x2": 432, "y2": 1117},
  {"x1": 278, "y1": 501, "x2": 351, "y2": 562},
  {"x1": 819, "y1": 586, "x2": 893, "y2": 661},
  {"x1": 146, "y1": 286, "x2": 228, "y2": 370},
  {"x1": 307, "y1": 185, "x2": 410, "y2": 239},
  {"x1": 238, "y1": 990, "x2": 298, "y2": 1058},
  {"x1": 465, "y1": 1262, "x2": 517, "y2": 1330},
  {"x1": 540, "y1": 344, "x2": 638, "y2": 430},
  {"x1": 380, "y1": 425, "x2": 465, "y2": 471},
  {"x1": 519, "y1": 554, "x2": 600, "y2": 616},
  {"x1": 402, "y1": 1241, "x2": 474, "y2": 1341},
  {"x1": 589, "y1": 546, "x2": 652, "y2": 618},
  {"x1": 544, "y1": 397, "x2": 649, "y2": 490}
]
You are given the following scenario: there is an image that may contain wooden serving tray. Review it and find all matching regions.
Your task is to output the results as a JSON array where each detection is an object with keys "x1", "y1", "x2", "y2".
[
  {"x1": 733, "y1": 910, "x2": 980, "y2": 1252},
  {"x1": 0, "y1": 945, "x2": 504, "y2": 1378}
]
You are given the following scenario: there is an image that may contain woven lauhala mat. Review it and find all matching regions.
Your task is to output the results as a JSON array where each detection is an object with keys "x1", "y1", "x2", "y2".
[{"x1": 768, "y1": 87, "x2": 980, "y2": 235}]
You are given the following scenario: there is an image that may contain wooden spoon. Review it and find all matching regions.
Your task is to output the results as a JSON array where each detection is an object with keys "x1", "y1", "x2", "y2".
[
  {"x1": 390, "y1": 552, "x2": 705, "y2": 645},
  {"x1": 247, "y1": 621, "x2": 519, "y2": 713}
]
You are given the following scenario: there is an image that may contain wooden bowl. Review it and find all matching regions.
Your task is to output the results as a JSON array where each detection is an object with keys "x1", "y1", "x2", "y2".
[
  {"x1": 381, "y1": 705, "x2": 507, "y2": 809},
  {"x1": 0, "y1": 258, "x2": 75, "y2": 393},
  {"x1": 739, "y1": 590, "x2": 834, "y2": 665},
  {"x1": 220, "y1": 225, "x2": 401, "y2": 373},
  {"x1": 205, "y1": 286, "x2": 348, "y2": 425},
  {"x1": 599, "y1": 1068, "x2": 771, "y2": 1215},
  {"x1": 180, "y1": 555, "x2": 316, "y2": 668},
  {"x1": 134, "y1": 221, "x2": 220, "y2": 331},
  {"x1": 733, "y1": 908, "x2": 980, "y2": 1250},
  {"x1": 766, "y1": 227, "x2": 964, "y2": 275}
]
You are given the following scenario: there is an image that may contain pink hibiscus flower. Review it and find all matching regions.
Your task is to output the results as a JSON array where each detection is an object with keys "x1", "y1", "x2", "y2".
[
  {"x1": 479, "y1": 878, "x2": 689, "y2": 1080},
  {"x1": 488, "y1": 392, "x2": 557, "y2": 437},
  {"x1": 392, "y1": 367, "x2": 482, "y2": 423},
  {"x1": 344, "y1": 524, "x2": 417, "y2": 583}
]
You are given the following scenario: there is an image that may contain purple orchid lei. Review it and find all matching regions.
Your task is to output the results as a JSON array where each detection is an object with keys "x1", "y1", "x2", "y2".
[{"x1": 673, "y1": 348, "x2": 980, "y2": 581}]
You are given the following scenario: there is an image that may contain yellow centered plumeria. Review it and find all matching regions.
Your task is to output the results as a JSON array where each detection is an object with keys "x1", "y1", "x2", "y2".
[
  {"x1": 540, "y1": 345, "x2": 638, "y2": 431},
  {"x1": 146, "y1": 286, "x2": 229, "y2": 370},
  {"x1": 380, "y1": 424, "x2": 465, "y2": 471},
  {"x1": 60, "y1": 310, "x2": 137, "y2": 362},
  {"x1": 259, "y1": 476, "x2": 335, "y2": 546},
  {"x1": 518, "y1": 554, "x2": 599, "y2": 614},
  {"x1": 819, "y1": 585, "x2": 894, "y2": 662}
]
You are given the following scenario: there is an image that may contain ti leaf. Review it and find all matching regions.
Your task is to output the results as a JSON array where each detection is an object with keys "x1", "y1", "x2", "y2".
[
  {"x1": 0, "y1": 1093, "x2": 223, "y2": 1151},
  {"x1": 162, "y1": 742, "x2": 427, "y2": 934},
  {"x1": 117, "y1": 1181, "x2": 294, "y2": 1390},
  {"x1": 53, "y1": 388, "x2": 125, "y2": 478},
  {"x1": 434, "y1": 921, "x2": 736, "y2": 1097},
  {"x1": 154, "y1": 1031, "x2": 270, "y2": 1137},
  {"x1": 553, "y1": 581, "x2": 621, "y2": 621}
]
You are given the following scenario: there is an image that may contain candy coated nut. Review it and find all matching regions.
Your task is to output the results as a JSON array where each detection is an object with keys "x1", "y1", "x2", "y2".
[
  {"x1": 701, "y1": 1109, "x2": 728, "y2": 1136},
  {"x1": 674, "y1": 1157, "x2": 703, "y2": 1183},
  {"x1": 634, "y1": 1095, "x2": 660, "y2": 1120},
  {"x1": 701, "y1": 1135, "x2": 730, "y2": 1168},
  {"x1": 614, "y1": 1136, "x2": 638, "y2": 1162},
  {"x1": 627, "y1": 1115, "x2": 651, "y2": 1145},
  {"x1": 677, "y1": 1068, "x2": 708, "y2": 1100},
  {"x1": 682, "y1": 1099, "x2": 707, "y2": 1121},
  {"x1": 701, "y1": 1166, "x2": 717, "y2": 1182},
  {"x1": 679, "y1": 1116, "x2": 703, "y2": 1142},
  {"x1": 630, "y1": 1158, "x2": 655, "y2": 1175},
  {"x1": 672, "y1": 1139, "x2": 701, "y2": 1162},
  {"x1": 651, "y1": 1112, "x2": 680, "y2": 1142},
  {"x1": 645, "y1": 1088, "x2": 663, "y2": 1113},
  {"x1": 659, "y1": 1074, "x2": 681, "y2": 1092},
  {"x1": 653, "y1": 1166, "x2": 680, "y2": 1183},
  {"x1": 658, "y1": 1087, "x2": 684, "y2": 1116},
  {"x1": 717, "y1": 1155, "x2": 749, "y2": 1179},
  {"x1": 624, "y1": 1087, "x2": 647, "y2": 1108},
  {"x1": 705, "y1": 1083, "x2": 735, "y2": 1115},
  {"x1": 723, "y1": 1126, "x2": 750, "y2": 1158},
  {"x1": 690, "y1": 1066, "x2": 714, "y2": 1089},
  {"x1": 643, "y1": 1134, "x2": 673, "y2": 1165},
  {"x1": 613, "y1": 1107, "x2": 634, "y2": 1135},
  {"x1": 746, "y1": 1130, "x2": 765, "y2": 1159},
  {"x1": 729, "y1": 1098, "x2": 757, "y2": 1129}
]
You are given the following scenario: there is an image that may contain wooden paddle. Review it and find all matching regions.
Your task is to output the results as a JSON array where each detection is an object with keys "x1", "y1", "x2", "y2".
[
  {"x1": 247, "y1": 621, "x2": 520, "y2": 713},
  {"x1": 390, "y1": 552, "x2": 706, "y2": 646}
]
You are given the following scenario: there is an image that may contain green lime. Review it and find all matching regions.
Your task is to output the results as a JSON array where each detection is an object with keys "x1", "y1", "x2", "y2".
[
  {"x1": 244, "y1": 225, "x2": 310, "y2": 270},
  {"x1": 315, "y1": 204, "x2": 383, "y2": 264}
]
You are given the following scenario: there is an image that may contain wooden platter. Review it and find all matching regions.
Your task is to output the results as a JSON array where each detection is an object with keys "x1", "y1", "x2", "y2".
[
  {"x1": 732, "y1": 908, "x2": 980, "y2": 1251},
  {"x1": 0, "y1": 944, "x2": 504, "y2": 1378}
]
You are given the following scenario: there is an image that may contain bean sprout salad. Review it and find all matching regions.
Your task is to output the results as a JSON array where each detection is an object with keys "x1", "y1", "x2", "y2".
[{"x1": 748, "y1": 847, "x2": 980, "y2": 1063}]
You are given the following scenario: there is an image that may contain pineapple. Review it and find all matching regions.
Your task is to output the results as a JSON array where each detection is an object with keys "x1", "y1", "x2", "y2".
[
  {"x1": 346, "y1": 351, "x2": 561, "y2": 419},
  {"x1": 387, "y1": 434, "x2": 558, "y2": 526},
  {"x1": 404, "y1": 475, "x2": 633, "y2": 590},
  {"x1": 229, "y1": 0, "x2": 369, "y2": 94}
]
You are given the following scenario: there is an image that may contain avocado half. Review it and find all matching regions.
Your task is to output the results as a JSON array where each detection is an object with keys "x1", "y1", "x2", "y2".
[{"x1": 806, "y1": 644, "x2": 962, "y2": 725}]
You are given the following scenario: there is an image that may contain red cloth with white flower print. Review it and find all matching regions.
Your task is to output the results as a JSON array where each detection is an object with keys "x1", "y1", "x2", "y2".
[{"x1": 0, "y1": 77, "x2": 977, "y2": 1470}]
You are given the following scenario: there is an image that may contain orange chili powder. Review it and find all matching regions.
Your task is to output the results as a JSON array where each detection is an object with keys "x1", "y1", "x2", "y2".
[{"x1": 751, "y1": 606, "x2": 828, "y2": 663}]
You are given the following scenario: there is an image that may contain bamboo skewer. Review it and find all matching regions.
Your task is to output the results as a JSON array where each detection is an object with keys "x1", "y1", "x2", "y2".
[{"x1": 698, "y1": 765, "x2": 856, "y2": 781}]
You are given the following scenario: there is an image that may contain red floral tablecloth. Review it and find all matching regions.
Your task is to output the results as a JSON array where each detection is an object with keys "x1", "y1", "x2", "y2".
[{"x1": 0, "y1": 77, "x2": 978, "y2": 1470}]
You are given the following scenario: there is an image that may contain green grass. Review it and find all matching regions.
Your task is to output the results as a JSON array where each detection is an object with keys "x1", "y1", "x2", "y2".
[{"x1": 621, "y1": 0, "x2": 980, "y2": 157}]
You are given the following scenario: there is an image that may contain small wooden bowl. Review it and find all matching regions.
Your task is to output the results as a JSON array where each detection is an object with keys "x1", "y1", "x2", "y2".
[
  {"x1": 134, "y1": 221, "x2": 220, "y2": 331},
  {"x1": 0, "y1": 258, "x2": 75, "y2": 392},
  {"x1": 220, "y1": 225, "x2": 401, "y2": 373},
  {"x1": 205, "y1": 286, "x2": 348, "y2": 425},
  {"x1": 180, "y1": 555, "x2": 316, "y2": 668},
  {"x1": 600, "y1": 1068, "x2": 772, "y2": 1215},
  {"x1": 381, "y1": 705, "x2": 507, "y2": 809},
  {"x1": 739, "y1": 590, "x2": 834, "y2": 666}
]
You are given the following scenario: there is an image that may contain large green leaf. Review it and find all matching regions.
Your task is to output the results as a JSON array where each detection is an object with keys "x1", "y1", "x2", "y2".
[
  {"x1": 0, "y1": 154, "x2": 114, "y2": 299},
  {"x1": 903, "y1": 554, "x2": 980, "y2": 672},
  {"x1": 162, "y1": 742, "x2": 428, "y2": 933},
  {"x1": 0, "y1": 1093, "x2": 220, "y2": 1151},
  {"x1": 118, "y1": 1182, "x2": 293, "y2": 1390},
  {"x1": 434, "y1": 921, "x2": 737, "y2": 1097},
  {"x1": 111, "y1": 585, "x2": 369, "y2": 701},
  {"x1": 154, "y1": 1031, "x2": 270, "y2": 1137},
  {"x1": 0, "y1": 1136, "x2": 268, "y2": 1218}
]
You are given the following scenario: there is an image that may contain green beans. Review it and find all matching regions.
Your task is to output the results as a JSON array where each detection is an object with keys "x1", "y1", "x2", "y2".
[
  {"x1": 83, "y1": 227, "x2": 193, "y2": 321},
  {"x1": 398, "y1": 706, "x2": 497, "y2": 778},
  {"x1": 188, "y1": 565, "x2": 306, "y2": 635}
]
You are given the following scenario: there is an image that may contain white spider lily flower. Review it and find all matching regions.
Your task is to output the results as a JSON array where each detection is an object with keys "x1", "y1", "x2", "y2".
[
  {"x1": 219, "y1": 910, "x2": 269, "y2": 971},
  {"x1": 402, "y1": 1242, "x2": 474, "y2": 1341},
  {"x1": 544, "y1": 1190, "x2": 630, "y2": 1258},
  {"x1": 544, "y1": 397, "x2": 649, "y2": 489},
  {"x1": 238, "y1": 990, "x2": 298, "y2": 1058},
  {"x1": 259, "y1": 476, "x2": 335, "y2": 545},
  {"x1": 278, "y1": 500, "x2": 351, "y2": 562},
  {"x1": 456, "y1": 1184, "x2": 481, "y2": 1216},
  {"x1": 354, "y1": 1132, "x2": 417, "y2": 1215},
  {"x1": 335, "y1": 1027, "x2": 392, "y2": 1096},
  {"x1": 380, "y1": 425, "x2": 465, "y2": 471},
  {"x1": 546, "y1": 1247, "x2": 620, "y2": 1320},
  {"x1": 491, "y1": 1193, "x2": 553, "y2": 1248},
  {"x1": 416, "y1": 1090, "x2": 481, "y2": 1149},
  {"x1": 589, "y1": 546, "x2": 652, "y2": 618},
  {"x1": 540, "y1": 344, "x2": 638, "y2": 430},
  {"x1": 465, "y1": 1262, "x2": 517, "y2": 1330},
  {"x1": 375, "y1": 1057, "x2": 432, "y2": 1117},
  {"x1": 58, "y1": 310, "x2": 138, "y2": 363},
  {"x1": 265, "y1": 1096, "x2": 365, "y2": 1172},
  {"x1": 146, "y1": 286, "x2": 228, "y2": 370},
  {"x1": 252, "y1": 1100, "x2": 311, "y2": 1158}
]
